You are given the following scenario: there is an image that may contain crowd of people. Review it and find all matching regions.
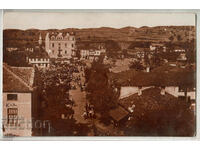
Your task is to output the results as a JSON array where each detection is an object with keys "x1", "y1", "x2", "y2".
[{"x1": 82, "y1": 103, "x2": 96, "y2": 119}]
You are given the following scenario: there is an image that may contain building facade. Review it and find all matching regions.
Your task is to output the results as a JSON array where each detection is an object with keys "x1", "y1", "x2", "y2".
[
  {"x1": 28, "y1": 58, "x2": 50, "y2": 68},
  {"x1": 45, "y1": 32, "x2": 76, "y2": 59},
  {"x1": 3, "y1": 64, "x2": 38, "y2": 136},
  {"x1": 80, "y1": 45, "x2": 106, "y2": 61},
  {"x1": 119, "y1": 86, "x2": 195, "y2": 100}
]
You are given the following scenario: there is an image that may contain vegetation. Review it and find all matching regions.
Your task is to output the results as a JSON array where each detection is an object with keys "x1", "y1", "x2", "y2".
[
  {"x1": 85, "y1": 59, "x2": 118, "y2": 124},
  {"x1": 35, "y1": 64, "x2": 90, "y2": 136},
  {"x1": 129, "y1": 61, "x2": 144, "y2": 71},
  {"x1": 3, "y1": 50, "x2": 30, "y2": 67},
  {"x1": 105, "y1": 40, "x2": 121, "y2": 58}
]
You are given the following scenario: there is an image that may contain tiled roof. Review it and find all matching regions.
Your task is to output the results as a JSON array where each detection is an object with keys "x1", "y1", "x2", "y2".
[
  {"x1": 118, "y1": 87, "x2": 178, "y2": 116},
  {"x1": 109, "y1": 66, "x2": 195, "y2": 87},
  {"x1": 109, "y1": 105, "x2": 129, "y2": 122},
  {"x1": 3, "y1": 64, "x2": 34, "y2": 92}
]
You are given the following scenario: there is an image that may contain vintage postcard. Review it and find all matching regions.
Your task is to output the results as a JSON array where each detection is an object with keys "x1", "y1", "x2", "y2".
[{"x1": 2, "y1": 11, "x2": 196, "y2": 137}]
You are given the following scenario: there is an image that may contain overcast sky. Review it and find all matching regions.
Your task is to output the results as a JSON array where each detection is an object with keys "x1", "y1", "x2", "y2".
[{"x1": 3, "y1": 11, "x2": 196, "y2": 30}]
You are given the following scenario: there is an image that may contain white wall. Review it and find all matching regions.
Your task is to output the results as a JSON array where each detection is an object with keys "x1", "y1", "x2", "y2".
[
  {"x1": 3, "y1": 92, "x2": 32, "y2": 136},
  {"x1": 119, "y1": 86, "x2": 196, "y2": 100},
  {"x1": 165, "y1": 86, "x2": 179, "y2": 97},
  {"x1": 119, "y1": 86, "x2": 153, "y2": 99}
]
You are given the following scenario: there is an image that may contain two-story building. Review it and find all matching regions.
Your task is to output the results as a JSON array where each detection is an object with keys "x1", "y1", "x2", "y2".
[
  {"x1": 80, "y1": 45, "x2": 106, "y2": 61},
  {"x1": 3, "y1": 63, "x2": 38, "y2": 136}
]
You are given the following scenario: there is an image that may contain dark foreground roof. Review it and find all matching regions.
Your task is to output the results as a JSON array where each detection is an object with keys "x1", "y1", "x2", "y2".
[
  {"x1": 3, "y1": 63, "x2": 34, "y2": 92},
  {"x1": 109, "y1": 105, "x2": 129, "y2": 122},
  {"x1": 119, "y1": 87, "x2": 178, "y2": 116}
]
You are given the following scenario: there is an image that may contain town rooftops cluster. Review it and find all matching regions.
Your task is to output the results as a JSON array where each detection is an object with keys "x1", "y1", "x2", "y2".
[
  {"x1": 3, "y1": 63, "x2": 35, "y2": 92},
  {"x1": 109, "y1": 65, "x2": 195, "y2": 87}
]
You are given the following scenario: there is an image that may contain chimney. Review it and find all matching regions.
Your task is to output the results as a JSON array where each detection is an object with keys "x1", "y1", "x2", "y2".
[
  {"x1": 138, "y1": 86, "x2": 142, "y2": 96},
  {"x1": 160, "y1": 86, "x2": 166, "y2": 95}
]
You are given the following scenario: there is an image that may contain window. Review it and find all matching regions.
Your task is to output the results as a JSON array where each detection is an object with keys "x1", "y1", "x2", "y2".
[
  {"x1": 65, "y1": 43, "x2": 67, "y2": 47},
  {"x1": 65, "y1": 51, "x2": 67, "y2": 54},
  {"x1": 72, "y1": 44, "x2": 74, "y2": 48},
  {"x1": 7, "y1": 94, "x2": 17, "y2": 101},
  {"x1": 7, "y1": 108, "x2": 18, "y2": 126},
  {"x1": 52, "y1": 43, "x2": 54, "y2": 48},
  {"x1": 51, "y1": 36, "x2": 55, "y2": 40}
]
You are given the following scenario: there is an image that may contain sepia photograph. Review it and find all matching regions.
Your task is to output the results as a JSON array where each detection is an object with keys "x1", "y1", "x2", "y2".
[{"x1": 2, "y1": 11, "x2": 196, "y2": 137}]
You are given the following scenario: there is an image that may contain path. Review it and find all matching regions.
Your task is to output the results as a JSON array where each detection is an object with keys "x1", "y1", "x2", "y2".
[
  {"x1": 70, "y1": 86, "x2": 88, "y2": 124},
  {"x1": 69, "y1": 66, "x2": 88, "y2": 124}
]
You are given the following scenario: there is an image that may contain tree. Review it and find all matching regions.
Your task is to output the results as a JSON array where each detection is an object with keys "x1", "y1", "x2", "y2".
[
  {"x1": 35, "y1": 65, "x2": 83, "y2": 136},
  {"x1": 3, "y1": 50, "x2": 30, "y2": 67},
  {"x1": 177, "y1": 34, "x2": 182, "y2": 41},
  {"x1": 85, "y1": 59, "x2": 117, "y2": 113},
  {"x1": 105, "y1": 40, "x2": 121, "y2": 58},
  {"x1": 129, "y1": 61, "x2": 144, "y2": 71}
]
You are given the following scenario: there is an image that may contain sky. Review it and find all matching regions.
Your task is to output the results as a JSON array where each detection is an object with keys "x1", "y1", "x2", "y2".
[{"x1": 3, "y1": 11, "x2": 196, "y2": 30}]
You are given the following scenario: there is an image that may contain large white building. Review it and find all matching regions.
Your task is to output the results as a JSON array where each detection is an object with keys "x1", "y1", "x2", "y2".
[{"x1": 45, "y1": 32, "x2": 76, "y2": 59}]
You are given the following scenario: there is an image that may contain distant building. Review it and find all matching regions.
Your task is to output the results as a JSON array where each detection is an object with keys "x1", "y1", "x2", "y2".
[
  {"x1": 45, "y1": 32, "x2": 76, "y2": 59},
  {"x1": 174, "y1": 49, "x2": 186, "y2": 53},
  {"x1": 80, "y1": 45, "x2": 106, "y2": 61},
  {"x1": 27, "y1": 57, "x2": 50, "y2": 68},
  {"x1": 26, "y1": 34, "x2": 50, "y2": 68},
  {"x1": 177, "y1": 53, "x2": 187, "y2": 61},
  {"x1": 25, "y1": 47, "x2": 34, "y2": 52},
  {"x1": 176, "y1": 52, "x2": 187, "y2": 67},
  {"x1": 110, "y1": 68, "x2": 195, "y2": 101},
  {"x1": 3, "y1": 64, "x2": 38, "y2": 136},
  {"x1": 6, "y1": 47, "x2": 18, "y2": 52}
]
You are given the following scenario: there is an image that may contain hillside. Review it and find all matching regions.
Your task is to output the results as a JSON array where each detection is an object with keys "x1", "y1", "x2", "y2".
[{"x1": 3, "y1": 26, "x2": 195, "y2": 50}]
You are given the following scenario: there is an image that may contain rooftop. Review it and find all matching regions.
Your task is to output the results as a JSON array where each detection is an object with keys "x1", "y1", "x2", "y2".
[
  {"x1": 109, "y1": 105, "x2": 129, "y2": 122},
  {"x1": 109, "y1": 65, "x2": 195, "y2": 87},
  {"x1": 48, "y1": 32, "x2": 75, "y2": 37},
  {"x1": 118, "y1": 87, "x2": 179, "y2": 116},
  {"x1": 3, "y1": 63, "x2": 35, "y2": 92}
]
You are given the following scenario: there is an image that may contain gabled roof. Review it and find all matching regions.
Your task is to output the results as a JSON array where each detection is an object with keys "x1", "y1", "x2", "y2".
[{"x1": 3, "y1": 63, "x2": 35, "y2": 92}]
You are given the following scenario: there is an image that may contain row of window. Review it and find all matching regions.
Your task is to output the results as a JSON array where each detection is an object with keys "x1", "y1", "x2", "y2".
[
  {"x1": 7, "y1": 108, "x2": 18, "y2": 125},
  {"x1": 29, "y1": 58, "x2": 49, "y2": 61},
  {"x1": 52, "y1": 50, "x2": 69, "y2": 55},
  {"x1": 51, "y1": 43, "x2": 74, "y2": 48},
  {"x1": 51, "y1": 36, "x2": 75, "y2": 41}
]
